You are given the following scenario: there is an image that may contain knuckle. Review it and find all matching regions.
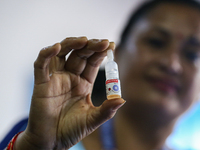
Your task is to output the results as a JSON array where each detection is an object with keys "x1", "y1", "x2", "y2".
[
  {"x1": 88, "y1": 59, "x2": 103, "y2": 68},
  {"x1": 34, "y1": 57, "x2": 45, "y2": 69},
  {"x1": 39, "y1": 49, "x2": 46, "y2": 57},
  {"x1": 34, "y1": 60, "x2": 40, "y2": 68},
  {"x1": 105, "y1": 112, "x2": 115, "y2": 120}
]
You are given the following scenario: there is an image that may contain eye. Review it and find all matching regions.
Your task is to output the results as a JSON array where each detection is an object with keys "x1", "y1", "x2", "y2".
[
  {"x1": 146, "y1": 38, "x2": 166, "y2": 49},
  {"x1": 184, "y1": 50, "x2": 199, "y2": 62}
]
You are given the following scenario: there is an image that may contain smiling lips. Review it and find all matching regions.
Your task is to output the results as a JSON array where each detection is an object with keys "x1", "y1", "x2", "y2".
[{"x1": 147, "y1": 77, "x2": 180, "y2": 94}]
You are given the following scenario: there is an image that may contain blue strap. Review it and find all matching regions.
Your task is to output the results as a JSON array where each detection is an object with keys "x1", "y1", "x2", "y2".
[
  {"x1": 99, "y1": 118, "x2": 117, "y2": 150},
  {"x1": 0, "y1": 117, "x2": 28, "y2": 149},
  {"x1": 99, "y1": 118, "x2": 169, "y2": 150}
]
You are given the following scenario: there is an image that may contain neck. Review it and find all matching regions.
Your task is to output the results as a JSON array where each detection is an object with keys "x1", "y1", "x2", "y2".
[{"x1": 114, "y1": 106, "x2": 176, "y2": 150}]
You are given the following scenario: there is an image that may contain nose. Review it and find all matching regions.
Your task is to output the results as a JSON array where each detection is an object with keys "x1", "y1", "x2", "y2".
[{"x1": 158, "y1": 50, "x2": 183, "y2": 76}]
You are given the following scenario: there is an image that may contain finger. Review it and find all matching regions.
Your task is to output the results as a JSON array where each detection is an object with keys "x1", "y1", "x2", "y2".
[
  {"x1": 50, "y1": 37, "x2": 88, "y2": 72},
  {"x1": 57, "y1": 36, "x2": 88, "y2": 58},
  {"x1": 90, "y1": 98, "x2": 126, "y2": 127},
  {"x1": 81, "y1": 42, "x2": 115, "y2": 83},
  {"x1": 34, "y1": 43, "x2": 61, "y2": 84},
  {"x1": 64, "y1": 39, "x2": 109, "y2": 75}
]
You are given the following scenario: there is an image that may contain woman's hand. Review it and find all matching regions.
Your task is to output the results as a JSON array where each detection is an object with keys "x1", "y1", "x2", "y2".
[{"x1": 14, "y1": 37, "x2": 125, "y2": 150}]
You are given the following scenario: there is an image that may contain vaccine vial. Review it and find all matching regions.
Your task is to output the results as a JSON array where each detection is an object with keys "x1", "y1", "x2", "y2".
[{"x1": 105, "y1": 49, "x2": 121, "y2": 100}]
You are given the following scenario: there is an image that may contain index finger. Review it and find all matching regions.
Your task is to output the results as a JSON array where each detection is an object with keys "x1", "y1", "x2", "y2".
[
  {"x1": 50, "y1": 36, "x2": 88, "y2": 72},
  {"x1": 57, "y1": 36, "x2": 88, "y2": 58}
]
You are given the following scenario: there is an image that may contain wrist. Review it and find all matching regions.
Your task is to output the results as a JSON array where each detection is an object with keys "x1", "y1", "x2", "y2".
[
  {"x1": 13, "y1": 131, "x2": 54, "y2": 150},
  {"x1": 6, "y1": 132, "x2": 23, "y2": 150}
]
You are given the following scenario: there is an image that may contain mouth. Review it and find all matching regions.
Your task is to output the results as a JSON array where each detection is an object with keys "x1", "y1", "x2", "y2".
[{"x1": 146, "y1": 76, "x2": 180, "y2": 94}]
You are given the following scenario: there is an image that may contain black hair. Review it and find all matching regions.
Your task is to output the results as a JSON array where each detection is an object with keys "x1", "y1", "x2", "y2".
[{"x1": 118, "y1": 0, "x2": 200, "y2": 49}]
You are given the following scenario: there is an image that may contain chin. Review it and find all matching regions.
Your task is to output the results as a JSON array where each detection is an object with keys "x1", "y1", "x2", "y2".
[{"x1": 123, "y1": 90, "x2": 184, "y2": 123}]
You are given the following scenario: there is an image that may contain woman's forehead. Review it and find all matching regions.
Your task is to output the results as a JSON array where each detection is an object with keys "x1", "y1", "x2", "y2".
[
  {"x1": 129, "y1": 3, "x2": 200, "y2": 41},
  {"x1": 148, "y1": 3, "x2": 200, "y2": 33}
]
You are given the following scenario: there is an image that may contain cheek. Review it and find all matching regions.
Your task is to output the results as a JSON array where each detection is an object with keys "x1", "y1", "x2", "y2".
[
  {"x1": 118, "y1": 49, "x2": 146, "y2": 80},
  {"x1": 118, "y1": 50, "x2": 152, "y2": 99},
  {"x1": 179, "y1": 66, "x2": 200, "y2": 111}
]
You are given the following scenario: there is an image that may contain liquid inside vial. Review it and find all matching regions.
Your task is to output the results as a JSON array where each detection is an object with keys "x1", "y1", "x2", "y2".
[
  {"x1": 107, "y1": 94, "x2": 121, "y2": 100},
  {"x1": 105, "y1": 49, "x2": 122, "y2": 100}
]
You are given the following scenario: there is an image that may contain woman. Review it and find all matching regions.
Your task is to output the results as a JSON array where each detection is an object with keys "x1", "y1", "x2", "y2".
[{"x1": 8, "y1": 0, "x2": 200, "y2": 149}]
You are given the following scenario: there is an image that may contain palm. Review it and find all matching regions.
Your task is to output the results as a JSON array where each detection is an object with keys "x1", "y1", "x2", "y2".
[{"x1": 26, "y1": 37, "x2": 124, "y2": 149}]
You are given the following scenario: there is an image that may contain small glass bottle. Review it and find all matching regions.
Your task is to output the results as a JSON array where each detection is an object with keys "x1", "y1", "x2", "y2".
[{"x1": 105, "y1": 49, "x2": 121, "y2": 100}]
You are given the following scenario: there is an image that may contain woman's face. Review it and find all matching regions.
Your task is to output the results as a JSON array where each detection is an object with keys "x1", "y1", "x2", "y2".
[{"x1": 117, "y1": 3, "x2": 200, "y2": 119}]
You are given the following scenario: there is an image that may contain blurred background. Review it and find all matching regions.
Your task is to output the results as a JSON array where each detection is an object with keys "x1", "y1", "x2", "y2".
[{"x1": 0, "y1": 0, "x2": 200, "y2": 149}]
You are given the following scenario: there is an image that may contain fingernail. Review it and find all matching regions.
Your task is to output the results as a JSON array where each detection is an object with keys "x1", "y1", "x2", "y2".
[
  {"x1": 42, "y1": 46, "x2": 50, "y2": 50},
  {"x1": 100, "y1": 39, "x2": 109, "y2": 43},
  {"x1": 112, "y1": 100, "x2": 126, "y2": 111},
  {"x1": 52, "y1": 43, "x2": 58, "y2": 47},
  {"x1": 77, "y1": 36, "x2": 87, "y2": 39},
  {"x1": 92, "y1": 39, "x2": 102, "y2": 43},
  {"x1": 42, "y1": 43, "x2": 57, "y2": 50}
]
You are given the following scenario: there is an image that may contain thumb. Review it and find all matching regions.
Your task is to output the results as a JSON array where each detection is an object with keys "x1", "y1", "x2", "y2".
[
  {"x1": 91, "y1": 98, "x2": 126, "y2": 127},
  {"x1": 100, "y1": 98, "x2": 126, "y2": 120}
]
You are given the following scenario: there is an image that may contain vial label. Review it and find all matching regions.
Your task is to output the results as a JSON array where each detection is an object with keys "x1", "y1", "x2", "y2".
[{"x1": 106, "y1": 79, "x2": 121, "y2": 98}]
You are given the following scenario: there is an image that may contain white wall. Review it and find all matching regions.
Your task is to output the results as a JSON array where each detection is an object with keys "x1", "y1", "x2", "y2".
[{"x1": 0, "y1": 0, "x2": 141, "y2": 141}]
